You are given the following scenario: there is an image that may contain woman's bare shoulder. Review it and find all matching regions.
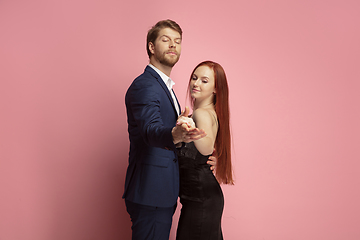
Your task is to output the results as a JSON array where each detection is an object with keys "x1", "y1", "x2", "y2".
[{"x1": 192, "y1": 108, "x2": 217, "y2": 124}]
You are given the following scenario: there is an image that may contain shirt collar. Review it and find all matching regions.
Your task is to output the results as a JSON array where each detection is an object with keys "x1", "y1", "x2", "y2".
[{"x1": 148, "y1": 64, "x2": 175, "y2": 90}]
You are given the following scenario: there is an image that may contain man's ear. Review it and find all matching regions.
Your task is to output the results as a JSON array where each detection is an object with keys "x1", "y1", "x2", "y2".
[{"x1": 149, "y1": 42, "x2": 155, "y2": 55}]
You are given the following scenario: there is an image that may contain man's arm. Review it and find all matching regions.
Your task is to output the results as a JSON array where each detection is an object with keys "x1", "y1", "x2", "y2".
[{"x1": 127, "y1": 82, "x2": 174, "y2": 148}]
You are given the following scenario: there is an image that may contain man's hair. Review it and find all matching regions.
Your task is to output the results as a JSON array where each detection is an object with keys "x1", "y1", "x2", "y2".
[{"x1": 146, "y1": 19, "x2": 182, "y2": 58}]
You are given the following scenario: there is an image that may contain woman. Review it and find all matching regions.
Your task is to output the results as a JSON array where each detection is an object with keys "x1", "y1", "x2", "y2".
[{"x1": 176, "y1": 61, "x2": 234, "y2": 240}]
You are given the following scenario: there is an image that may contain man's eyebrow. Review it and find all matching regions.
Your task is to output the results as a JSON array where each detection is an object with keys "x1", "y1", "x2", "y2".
[{"x1": 160, "y1": 35, "x2": 181, "y2": 40}]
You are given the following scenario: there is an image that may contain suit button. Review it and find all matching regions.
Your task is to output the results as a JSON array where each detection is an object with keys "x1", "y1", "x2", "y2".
[{"x1": 173, "y1": 159, "x2": 177, "y2": 163}]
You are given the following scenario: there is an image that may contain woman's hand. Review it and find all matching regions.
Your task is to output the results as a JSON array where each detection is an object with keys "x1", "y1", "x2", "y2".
[
  {"x1": 172, "y1": 106, "x2": 206, "y2": 144},
  {"x1": 177, "y1": 116, "x2": 195, "y2": 129}
]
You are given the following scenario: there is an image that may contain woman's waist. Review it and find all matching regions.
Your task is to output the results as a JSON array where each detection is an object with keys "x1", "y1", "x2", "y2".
[{"x1": 178, "y1": 156, "x2": 210, "y2": 168}]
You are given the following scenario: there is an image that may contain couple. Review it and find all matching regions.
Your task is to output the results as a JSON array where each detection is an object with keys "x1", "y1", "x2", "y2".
[{"x1": 123, "y1": 19, "x2": 234, "y2": 240}]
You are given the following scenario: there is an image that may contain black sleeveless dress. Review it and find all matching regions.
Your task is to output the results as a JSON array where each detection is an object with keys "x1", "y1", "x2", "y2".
[{"x1": 176, "y1": 142, "x2": 224, "y2": 240}]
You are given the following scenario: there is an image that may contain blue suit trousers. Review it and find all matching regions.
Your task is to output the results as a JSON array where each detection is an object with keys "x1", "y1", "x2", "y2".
[{"x1": 125, "y1": 200, "x2": 177, "y2": 240}]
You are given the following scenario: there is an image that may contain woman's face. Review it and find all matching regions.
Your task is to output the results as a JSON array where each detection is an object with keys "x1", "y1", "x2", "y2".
[{"x1": 190, "y1": 65, "x2": 216, "y2": 102}]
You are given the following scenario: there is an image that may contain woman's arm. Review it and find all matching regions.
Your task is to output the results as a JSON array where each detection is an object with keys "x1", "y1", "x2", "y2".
[{"x1": 192, "y1": 108, "x2": 217, "y2": 155}]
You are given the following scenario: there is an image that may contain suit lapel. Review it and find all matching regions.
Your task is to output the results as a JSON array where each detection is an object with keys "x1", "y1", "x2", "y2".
[
  {"x1": 146, "y1": 66, "x2": 180, "y2": 115},
  {"x1": 171, "y1": 89, "x2": 181, "y2": 115}
]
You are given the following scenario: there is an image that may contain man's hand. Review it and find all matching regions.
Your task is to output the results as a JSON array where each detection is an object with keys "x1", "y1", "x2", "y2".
[
  {"x1": 172, "y1": 106, "x2": 207, "y2": 144},
  {"x1": 177, "y1": 115, "x2": 195, "y2": 129},
  {"x1": 207, "y1": 149, "x2": 217, "y2": 171}
]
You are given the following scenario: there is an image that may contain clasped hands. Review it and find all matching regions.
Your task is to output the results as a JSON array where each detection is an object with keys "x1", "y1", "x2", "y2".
[
  {"x1": 172, "y1": 107, "x2": 216, "y2": 171},
  {"x1": 172, "y1": 106, "x2": 206, "y2": 145}
]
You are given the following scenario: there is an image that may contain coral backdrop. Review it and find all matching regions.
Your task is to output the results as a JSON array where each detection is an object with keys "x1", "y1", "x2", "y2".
[{"x1": 1, "y1": 0, "x2": 359, "y2": 239}]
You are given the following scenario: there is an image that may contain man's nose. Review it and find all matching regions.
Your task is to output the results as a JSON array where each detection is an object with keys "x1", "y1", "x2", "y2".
[{"x1": 169, "y1": 40, "x2": 176, "y2": 48}]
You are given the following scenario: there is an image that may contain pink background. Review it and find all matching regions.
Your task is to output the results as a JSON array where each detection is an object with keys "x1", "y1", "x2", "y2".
[{"x1": 1, "y1": 0, "x2": 359, "y2": 239}]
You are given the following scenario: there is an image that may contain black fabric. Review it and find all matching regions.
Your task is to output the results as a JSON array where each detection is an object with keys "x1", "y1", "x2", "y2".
[{"x1": 176, "y1": 142, "x2": 224, "y2": 240}]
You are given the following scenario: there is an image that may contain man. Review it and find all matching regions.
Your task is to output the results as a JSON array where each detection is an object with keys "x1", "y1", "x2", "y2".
[{"x1": 123, "y1": 19, "x2": 210, "y2": 240}]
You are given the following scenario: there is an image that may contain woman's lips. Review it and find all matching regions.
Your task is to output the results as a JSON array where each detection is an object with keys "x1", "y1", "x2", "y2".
[{"x1": 192, "y1": 88, "x2": 200, "y2": 93}]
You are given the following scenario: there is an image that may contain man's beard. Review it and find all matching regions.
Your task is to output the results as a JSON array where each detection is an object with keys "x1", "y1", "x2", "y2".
[{"x1": 155, "y1": 51, "x2": 180, "y2": 67}]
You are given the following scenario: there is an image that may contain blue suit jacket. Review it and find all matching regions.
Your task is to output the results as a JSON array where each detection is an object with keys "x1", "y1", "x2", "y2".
[{"x1": 123, "y1": 66, "x2": 181, "y2": 207}]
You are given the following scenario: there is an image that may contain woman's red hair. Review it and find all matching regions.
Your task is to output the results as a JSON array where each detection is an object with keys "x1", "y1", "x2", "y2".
[{"x1": 188, "y1": 61, "x2": 234, "y2": 185}]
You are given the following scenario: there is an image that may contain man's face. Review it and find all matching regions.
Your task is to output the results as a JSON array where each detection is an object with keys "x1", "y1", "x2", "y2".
[{"x1": 149, "y1": 28, "x2": 182, "y2": 67}]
